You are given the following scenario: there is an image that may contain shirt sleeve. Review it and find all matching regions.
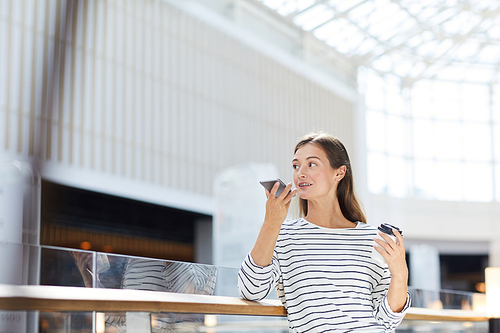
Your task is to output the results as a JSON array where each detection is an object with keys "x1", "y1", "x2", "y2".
[
  {"x1": 237, "y1": 252, "x2": 281, "y2": 301},
  {"x1": 372, "y1": 267, "x2": 412, "y2": 331}
]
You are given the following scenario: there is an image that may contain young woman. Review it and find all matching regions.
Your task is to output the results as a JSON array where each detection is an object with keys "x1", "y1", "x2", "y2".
[{"x1": 238, "y1": 132, "x2": 410, "y2": 332}]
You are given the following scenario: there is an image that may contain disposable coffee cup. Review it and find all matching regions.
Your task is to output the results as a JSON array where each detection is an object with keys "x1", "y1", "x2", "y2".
[{"x1": 372, "y1": 223, "x2": 403, "y2": 265}]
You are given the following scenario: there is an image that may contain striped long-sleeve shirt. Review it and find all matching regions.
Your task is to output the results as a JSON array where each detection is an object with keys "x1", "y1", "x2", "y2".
[{"x1": 238, "y1": 218, "x2": 411, "y2": 332}]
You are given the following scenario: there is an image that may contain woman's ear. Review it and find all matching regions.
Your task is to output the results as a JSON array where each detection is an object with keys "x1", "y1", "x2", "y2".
[{"x1": 335, "y1": 165, "x2": 347, "y2": 181}]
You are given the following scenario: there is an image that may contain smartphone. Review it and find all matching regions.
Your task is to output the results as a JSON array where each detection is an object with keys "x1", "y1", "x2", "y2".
[{"x1": 259, "y1": 178, "x2": 287, "y2": 197}]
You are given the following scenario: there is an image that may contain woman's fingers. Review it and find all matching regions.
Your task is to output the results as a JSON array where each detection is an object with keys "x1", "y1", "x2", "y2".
[
  {"x1": 277, "y1": 182, "x2": 290, "y2": 198},
  {"x1": 373, "y1": 241, "x2": 390, "y2": 259},
  {"x1": 392, "y1": 228, "x2": 404, "y2": 247},
  {"x1": 373, "y1": 237, "x2": 392, "y2": 256},
  {"x1": 374, "y1": 231, "x2": 406, "y2": 258},
  {"x1": 270, "y1": 181, "x2": 280, "y2": 197},
  {"x1": 374, "y1": 229, "x2": 408, "y2": 279},
  {"x1": 267, "y1": 182, "x2": 295, "y2": 202},
  {"x1": 278, "y1": 182, "x2": 294, "y2": 200}
]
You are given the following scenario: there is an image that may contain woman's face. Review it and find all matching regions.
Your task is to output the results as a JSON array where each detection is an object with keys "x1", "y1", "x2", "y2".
[{"x1": 292, "y1": 143, "x2": 339, "y2": 201}]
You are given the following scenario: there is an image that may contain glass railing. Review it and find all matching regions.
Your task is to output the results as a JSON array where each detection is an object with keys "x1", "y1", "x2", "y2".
[
  {"x1": 408, "y1": 286, "x2": 486, "y2": 311},
  {"x1": 40, "y1": 245, "x2": 242, "y2": 298},
  {"x1": 38, "y1": 245, "x2": 287, "y2": 332},
  {"x1": 0, "y1": 243, "x2": 490, "y2": 333}
]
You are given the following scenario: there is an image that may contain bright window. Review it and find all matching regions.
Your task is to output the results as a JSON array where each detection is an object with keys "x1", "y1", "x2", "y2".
[{"x1": 360, "y1": 67, "x2": 498, "y2": 202}]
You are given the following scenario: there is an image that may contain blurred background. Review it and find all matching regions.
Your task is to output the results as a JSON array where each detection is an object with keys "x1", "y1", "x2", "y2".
[{"x1": 1, "y1": 0, "x2": 499, "y2": 298}]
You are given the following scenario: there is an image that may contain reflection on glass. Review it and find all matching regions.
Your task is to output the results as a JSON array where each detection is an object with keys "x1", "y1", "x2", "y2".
[
  {"x1": 39, "y1": 312, "x2": 92, "y2": 333},
  {"x1": 40, "y1": 246, "x2": 240, "y2": 297},
  {"x1": 120, "y1": 257, "x2": 217, "y2": 295},
  {"x1": 67, "y1": 252, "x2": 219, "y2": 295},
  {"x1": 41, "y1": 247, "x2": 94, "y2": 287}
]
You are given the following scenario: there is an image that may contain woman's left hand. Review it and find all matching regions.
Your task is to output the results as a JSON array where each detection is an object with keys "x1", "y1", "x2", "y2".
[
  {"x1": 373, "y1": 228, "x2": 408, "y2": 279},
  {"x1": 374, "y1": 228, "x2": 409, "y2": 312}
]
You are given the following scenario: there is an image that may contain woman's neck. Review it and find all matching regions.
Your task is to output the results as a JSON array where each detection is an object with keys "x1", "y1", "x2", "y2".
[{"x1": 305, "y1": 198, "x2": 355, "y2": 229}]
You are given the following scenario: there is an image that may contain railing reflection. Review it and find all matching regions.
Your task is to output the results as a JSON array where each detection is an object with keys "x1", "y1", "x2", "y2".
[{"x1": 41, "y1": 246, "x2": 237, "y2": 297}]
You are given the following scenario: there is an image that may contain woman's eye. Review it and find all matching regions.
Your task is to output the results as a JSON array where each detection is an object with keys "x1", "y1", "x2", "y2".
[
  {"x1": 310, "y1": 162, "x2": 317, "y2": 167},
  {"x1": 292, "y1": 165, "x2": 298, "y2": 170}
]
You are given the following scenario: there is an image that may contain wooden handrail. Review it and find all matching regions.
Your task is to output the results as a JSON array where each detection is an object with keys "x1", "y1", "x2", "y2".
[
  {"x1": 0, "y1": 284, "x2": 488, "y2": 322},
  {"x1": 404, "y1": 307, "x2": 488, "y2": 322},
  {"x1": 0, "y1": 284, "x2": 286, "y2": 316}
]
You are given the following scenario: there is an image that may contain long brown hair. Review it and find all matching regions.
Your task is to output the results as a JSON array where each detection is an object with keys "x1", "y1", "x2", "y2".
[{"x1": 294, "y1": 132, "x2": 367, "y2": 223}]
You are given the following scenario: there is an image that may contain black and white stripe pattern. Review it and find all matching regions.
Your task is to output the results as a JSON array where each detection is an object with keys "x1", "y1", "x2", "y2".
[
  {"x1": 122, "y1": 258, "x2": 217, "y2": 295},
  {"x1": 238, "y1": 218, "x2": 410, "y2": 332},
  {"x1": 106, "y1": 258, "x2": 218, "y2": 332}
]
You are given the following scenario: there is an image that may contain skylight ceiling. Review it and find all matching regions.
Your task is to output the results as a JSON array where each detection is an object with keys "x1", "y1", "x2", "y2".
[{"x1": 259, "y1": 0, "x2": 500, "y2": 86}]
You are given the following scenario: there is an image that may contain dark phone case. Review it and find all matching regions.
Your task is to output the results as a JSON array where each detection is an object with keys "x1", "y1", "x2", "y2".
[{"x1": 259, "y1": 179, "x2": 286, "y2": 197}]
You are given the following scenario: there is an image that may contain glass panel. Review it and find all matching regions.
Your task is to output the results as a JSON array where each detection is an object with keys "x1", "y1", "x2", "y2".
[
  {"x1": 91, "y1": 252, "x2": 238, "y2": 297},
  {"x1": 387, "y1": 90, "x2": 404, "y2": 115},
  {"x1": 387, "y1": 156, "x2": 410, "y2": 198},
  {"x1": 40, "y1": 247, "x2": 95, "y2": 288},
  {"x1": 463, "y1": 163, "x2": 493, "y2": 202},
  {"x1": 434, "y1": 121, "x2": 461, "y2": 160},
  {"x1": 366, "y1": 110, "x2": 386, "y2": 152},
  {"x1": 432, "y1": 99, "x2": 460, "y2": 121},
  {"x1": 434, "y1": 161, "x2": 463, "y2": 201},
  {"x1": 35, "y1": 310, "x2": 491, "y2": 333},
  {"x1": 497, "y1": 164, "x2": 500, "y2": 202},
  {"x1": 387, "y1": 115, "x2": 409, "y2": 156},
  {"x1": 30, "y1": 245, "x2": 496, "y2": 332},
  {"x1": 367, "y1": 152, "x2": 387, "y2": 194},
  {"x1": 39, "y1": 311, "x2": 93, "y2": 333},
  {"x1": 493, "y1": 84, "x2": 500, "y2": 122},
  {"x1": 101, "y1": 312, "x2": 289, "y2": 333},
  {"x1": 365, "y1": 86, "x2": 385, "y2": 111},
  {"x1": 462, "y1": 99, "x2": 490, "y2": 122},
  {"x1": 413, "y1": 159, "x2": 434, "y2": 199},
  {"x1": 432, "y1": 81, "x2": 460, "y2": 121},
  {"x1": 413, "y1": 119, "x2": 434, "y2": 159},
  {"x1": 413, "y1": 120, "x2": 435, "y2": 158},
  {"x1": 412, "y1": 80, "x2": 432, "y2": 119},
  {"x1": 462, "y1": 123, "x2": 491, "y2": 161},
  {"x1": 408, "y1": 287, "x2": 482, "y2": 310},
  {"x1": 494, "y1": 124, "x2": 500, "y2": 161},
  {"x1": 399, "y1": 320, "x2": 488, "y2": 333}
]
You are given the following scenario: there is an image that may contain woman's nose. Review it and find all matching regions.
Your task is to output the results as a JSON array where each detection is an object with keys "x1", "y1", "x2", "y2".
[{"x1": 297, "y1": 168, "x2": 306, "y2": 178}]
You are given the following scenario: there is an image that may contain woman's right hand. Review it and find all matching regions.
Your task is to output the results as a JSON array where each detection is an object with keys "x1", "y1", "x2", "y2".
[
  {"x1": 264, "y1": 181, "x2": 297, "y2": 226},
  {"x1": 71, "y1": 251, "x2": 94, "y2": 288},
  {"x1": 250, "y1": 181, "x2": 297, "y2": 267}
]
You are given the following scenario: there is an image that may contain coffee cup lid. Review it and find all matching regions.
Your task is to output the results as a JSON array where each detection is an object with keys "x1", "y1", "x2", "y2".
[{"x1": 378, "y1": 223, "x2": 403, "y2": 236}]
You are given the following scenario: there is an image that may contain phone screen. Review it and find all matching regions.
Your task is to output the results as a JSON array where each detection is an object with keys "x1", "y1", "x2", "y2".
[{"x1": 259, "y1": 179, "x2": 287, "y2": 197}]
